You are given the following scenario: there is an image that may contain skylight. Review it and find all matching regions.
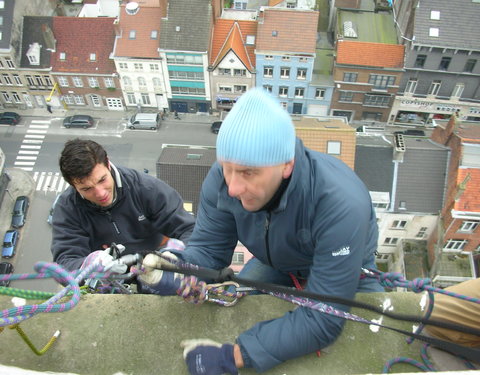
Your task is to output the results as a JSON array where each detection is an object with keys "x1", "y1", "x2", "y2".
[{"x1": 343, "y1": 21, "x2": 357, "y2": 38}]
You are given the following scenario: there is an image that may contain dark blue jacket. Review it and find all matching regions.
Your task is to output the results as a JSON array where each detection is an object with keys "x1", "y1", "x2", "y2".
[
  {"x1": 179, "y1": 139, "x2": 380, "y2": 371},
  {"x1": 51, "y1": 164, "x2": 195, "y2": 271}
]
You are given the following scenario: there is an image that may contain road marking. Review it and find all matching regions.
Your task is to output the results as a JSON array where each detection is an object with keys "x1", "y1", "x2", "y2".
[
  {"x1": 24, "y1": 134, "x2": 45, "y2": 139},
  {"x1": 27, "y1": 129, "x2": 48, "y2": 135},
  {"x1": 23, "y1": 139, "x2": 44, "y2": 144},
  {"x1": 20, "y1": 145, "x2": 42, "y2": 149},
  {"x1": 33, "y1": 172, "x2": 68, "y2": 192},
  {"x1": 16, "y1": 156, "x2": 37, "y2": 160}
]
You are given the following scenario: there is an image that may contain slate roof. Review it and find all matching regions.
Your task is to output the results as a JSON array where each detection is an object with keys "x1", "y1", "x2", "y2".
[
  {"x1": 395, "y1": 138, "x2": 449, "y2": 213},
  {"x1": 336, "y1": 40, "x2": 404, "y2": 68},
  {"x1": 413, "y1": 0, "x2": 480, "y2": 50},
  {"x1": 355, "y1": 135, "x2": 449, "y2": 213},
  {"x1": 337, "y1": 9, "x2": 397, "y2": 44},
  {"x1": 52, "y1": 17, "x2": 116, "y2": 73},
  {"x1": 0, "y1": 0, "x2": 14, "y2": 49},
  {"x1": 114, "y1": 0, "x2": 166, "y2": 58},
  {"x1": 256, "y1": 8, "x2": 318, "y2": 53},
  {"x1": 159, "y1": 0, "x2": 212, "y2": 52},
  {"x1": 209, "y1": 19, "x2": 257, "y2": 71},
  {"x1": 354, "y1": 135, "x2": 394, "y2": 193},
  {"x1": 20, "y1": 16, "x2": 54, "y2": 69}
]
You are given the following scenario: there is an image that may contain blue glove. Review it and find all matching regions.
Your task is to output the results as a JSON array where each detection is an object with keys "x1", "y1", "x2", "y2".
[
  {"x1": 137, "y1": 253, "x2": 181, "y2": 295},
  {"x1": 181, "y1": 339, "x2": 238, "y2": 375}
]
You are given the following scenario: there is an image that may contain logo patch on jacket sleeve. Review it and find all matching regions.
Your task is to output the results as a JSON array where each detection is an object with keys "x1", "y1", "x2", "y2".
[
  {"x1": 138, "y1": 214, "x2": 146, "y2": 221},
  {"x1": 331, "y1": 246, "x2": 350, "y2": 257}
]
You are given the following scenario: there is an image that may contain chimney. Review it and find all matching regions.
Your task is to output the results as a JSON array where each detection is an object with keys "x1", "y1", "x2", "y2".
[
  {"x1": 393, "y1": 133, "x2": 405, "y2": 162},
  {"x1": 41, "y1": 24, "x2": 56, "y2": 51}
]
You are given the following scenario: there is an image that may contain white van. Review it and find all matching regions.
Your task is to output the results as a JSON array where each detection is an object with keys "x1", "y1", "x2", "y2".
[{"x1": 128, "y1": 113, "x2": 160, "y2": 130}]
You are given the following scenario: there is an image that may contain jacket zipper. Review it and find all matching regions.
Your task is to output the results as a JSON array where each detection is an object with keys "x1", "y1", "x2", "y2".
[
  {"x1": 264, "y1": 212, "x2": 273, "y2": 266},
  {"x1": 106, "y1": 211, "x2": 120, "y2": 235}
]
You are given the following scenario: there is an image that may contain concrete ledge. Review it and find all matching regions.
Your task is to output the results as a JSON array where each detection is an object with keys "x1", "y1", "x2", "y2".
[{"x1": 0, "y1": 292, "x2": 476, "y2": 374}]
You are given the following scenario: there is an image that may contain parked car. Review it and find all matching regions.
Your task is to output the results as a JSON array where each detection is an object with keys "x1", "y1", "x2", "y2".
[
  {"x1": 11, "y1": 195, "x2": 29, "y2": 228},
  {"x1": 394, "y1": 129, "x2": 425, "y2": 137},
  {"x1": 2, "y1": 230, "x2": 19, "y2": 258},
  {"x1": 211, "y1": 121, "x2": 222, "y2": 134},
  {"x1": 0, "y1": 262, "x2": 14, "y2": 287},
  {"x1": 0, "y1": 112, "x2": 21, "y2": 125},
  {"x1": 47, "y1": 194, "x2": 61, "y2": 225},
  {"x1": 63, "y1": 115, "x2": 94, "y2": 129}
]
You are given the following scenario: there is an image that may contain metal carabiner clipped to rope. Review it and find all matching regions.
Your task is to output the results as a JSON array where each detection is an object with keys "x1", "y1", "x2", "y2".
[{"x1": 205, "y1": 281, "x2": 247, "y2": 307}]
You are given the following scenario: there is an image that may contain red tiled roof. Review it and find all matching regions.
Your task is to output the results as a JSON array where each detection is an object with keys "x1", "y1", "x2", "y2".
[
  {"x1": 455, "y1": 168, "x2": 480, "y2": 212},
  {"x1": 268, "y1": 0, "x2": 283, "y2": 5},
  {"x1": 210, "y1": 19, "x2": 257, "y2": 71},
  {"x1": 336, "y1": 40, "x2": 405, "y2": 68},
  {"x1": 52, "y1": 17, "x2": 116, "y2": 73},
  {"x1": 114, "y1": 1, "x2": 166, "y2": 58},
  {"x1": 256, "y1": 9, "x2": 318, "y2": 53}
]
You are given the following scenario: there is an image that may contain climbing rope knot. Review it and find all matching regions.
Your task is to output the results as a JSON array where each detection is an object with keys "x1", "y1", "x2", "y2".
[{"x1": 408, "y1": 277, "x2": 431, "y2": 293}]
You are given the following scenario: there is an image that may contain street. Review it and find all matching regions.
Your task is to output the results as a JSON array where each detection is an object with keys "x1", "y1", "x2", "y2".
[{"x1": 0, "y1": 113, "x2": 218, "y2": 292}]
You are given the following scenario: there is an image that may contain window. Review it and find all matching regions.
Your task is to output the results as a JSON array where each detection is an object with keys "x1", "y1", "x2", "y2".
[
  {"x1": 439, "y1": 57, "x2": 451, "y2": 70},
  {"x1": 430, "y1": 10, "x2": 440, "y2": 20},
  {"x1": 416, "y1": 227, "x2": 428, "y2": 238},
  {"x1": 153, "y1": 77, "x2": 161, "y2": 87},
  {"x1": 343, "y1": 72, "x2": 357, "y2": 82},
  {"x1": 444, "y1": 239, "x2": 467, "y2": 251},
  {"x1": 13, "y1": 75, "x2": 22, "y2": 85},
  {"x1": 233, "y1": 69, "x2": 246, "y2": 77},
  {"x1": 246, "y1": 35, "x2": 255, "y2": 45},
  {"x1": 171, "y1": 86, "x2": 205, "y2": 95},
  {"x1": 104, "y1": 78, "x2": 114, "y2": 88},
  {"x1": 1, "y1": 92, "x2": 11, "y2": 102},
  {"x1": 218, "y1": 68, "x2": 231, "y2": 75},
  {"x1": 452, "y1": 83, "x2": 464, "y2": 98},
  {"x1": 89, "y1": 53, "x2": 96, "y2": 61},
  {"x1": 4, "y1": 57, "x2": 14, "y2": 68},
  {"x1": 25, "y1": 76, "x2": 34, "y2": 86},
  {"x1": 405, "y1": 79, "x2": 417, "y2": 94},
  {"x1": 234, "y1": 1, "x2": 247, "y2": 9},
  {"x1": 134, "y1": 63, "x2": 143, "y2": 70},
  {"x1": 219, "y1": 86, "x2": 232, "y2": 93},
  {"x1": 279, "y1": 86, "x2": 288, "y2": 97},
  {"x1": 63, "y1": 95, "x2": 74, "y2": 105},
  {"x1": 263, "y1": 84, "x2": 272, "y2": 93},
  {"x1": 263, "y1": 66, "x2": 273, "y2": 77},
  {"x1": 265, "y1": 55, "x2": 273, "y2": 60},
  {"x1": 141, "y1": 93, "x2": 151, "y2": 105},
  {"x1": 315, "y1": 88, "x2": 325, "y2": 99},
  {"x1": 44, "y1": 76, "x2": 53, "y2": 86},
  {"x1": 286, "y1": 1, "x2": 297, "y2": 8},
  {"x1": 166, "y1": 54, "x2": 203, "y2": 65},
  {"x1": 151, "y1": 30, "x2": 158, "y2": 39},
  {"x1": 414, "y1": 54, "x2": 427, "y2": 68},
  {"x1": 297, "y1": 68, "x2": 307, "y2": 80},
  {"x1": 339, "y1": 91, "x2": 353, "y2": 102},
  {"x1": 150, "y1": 64, "x2": 159, "y2": 71},
  {"x1": 88, "y1": 77, "x2": 99, "y2": 88},
  {"x1": 12, "y1": 92, "x2": 21, "y2": 103},
  {"x1": 368, "y1": 74, "x2": 395, "y2": 89},
  {"x1": 2, "y1": 74, "x2": 11, "y2": 85},
  {"x1": 399, "y1": 201, "x2": 407, "y2": 210},
  {"x1": 384, "y1": 237, "x2": 398, "y2": 245},
  {"x1": 234, "y1": 85, "x2": 247, "y2": 93},
  {"x1": 429, "y1": 28, "x2": 439, "y2": 37},
  {"x1": 58, "y1": 76, "x2": 69, "y2": 87},
  {"x1": 119, "y1": 62, "x2": 128, "y2": 70},
  {"x1": 294, "y1": 87, "x2": 304, "y2": 98},
  {"x1": 59, "y1": 52, "x2": 66, "y2": 61},
  {"x1": 391, "y1": 220, "x2": 407, "y2": 229},
  {"x1": 232, "y1": 252, "x2": 245, "y2": 265},
  {"x1": 364, "y1": 94, "x2": 390, "y2": 107},
  {"x1": 123, "y1": 76, "x2": 132, "y2": 86},
  {"x1": 138, "y1": 77, "x2": 146, "y2": 86},
  {"x1": 129, "y1": 30, "x2": 136, "y2": 39},
  {"x1": 282, "y1": 56, "x2": 290, "y2": 62},
  {"x1": 427, "y1": 80, "x2": 441, "y2": 96},
  {"x1": 459, "y1": 221, "x2": 479, "y2": 233},
  {"x1": 74, "y1": 95, "x2": 85, "y2": 105},
  {"x1": 127, "y1": 92, "x2": 136, "y2": 104},
  {"x1": 327, "y1": 141, "x2": 341, "y2": 155},
  {"x1": 280, "y1": 67, "x2": 290, "y2": 78},
  {"x1": 464, "y1": 59, "x2": 476, "y2": 73},
  {"x1": 299, "y1": 57, "x2": 308, "y2": 63},
  {"x1": 72, "y1": 77, "x2": 83, "y2": 87}
]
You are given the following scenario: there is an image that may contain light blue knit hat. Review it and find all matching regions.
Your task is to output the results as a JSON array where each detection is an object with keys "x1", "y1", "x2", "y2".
[{"x1": 216, "y1": 87, "x2": 296, "y2": 166}]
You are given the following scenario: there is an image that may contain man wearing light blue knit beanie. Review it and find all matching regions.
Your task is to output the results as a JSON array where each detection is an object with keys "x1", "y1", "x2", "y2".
[{"x1": 175, "y1": 88, "x2": 383, "y2": 374}]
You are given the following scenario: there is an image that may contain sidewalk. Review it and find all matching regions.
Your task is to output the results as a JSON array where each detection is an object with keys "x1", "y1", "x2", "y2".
[{"x1": 15, "y1": 106, "x2": 220, "y2": 124}]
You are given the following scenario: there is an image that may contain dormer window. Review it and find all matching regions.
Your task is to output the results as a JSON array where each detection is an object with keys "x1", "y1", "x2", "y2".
[
  {"x1": 59, "y1": 52, "x2": 66, "y2": 61},
  {"x1": 26, "y1": 43, "x2": 41, "y2": 66}
]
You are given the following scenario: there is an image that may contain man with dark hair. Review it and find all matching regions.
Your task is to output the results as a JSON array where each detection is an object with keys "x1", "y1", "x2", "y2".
[
  {"x1": 51, "y1": 138, "x2": 195, "y2": 272},
  {"x1": 147, "y1": 88, "x2": 383, "y2": 374}
]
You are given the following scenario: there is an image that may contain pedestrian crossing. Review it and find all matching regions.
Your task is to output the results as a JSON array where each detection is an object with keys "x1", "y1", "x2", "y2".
[
  {"x1": 32, "y1": 171, "x2": 69, "y2": 193},
  {"x1": 14, "y1": 120, "x2": 50, "y2": 171}
]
